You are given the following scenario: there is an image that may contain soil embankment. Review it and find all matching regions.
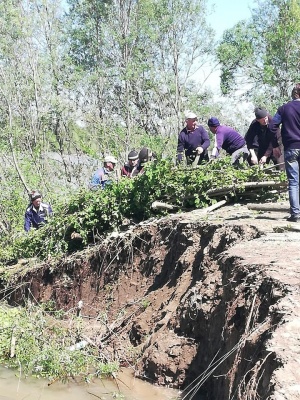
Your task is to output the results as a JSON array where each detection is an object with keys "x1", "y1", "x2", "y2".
[{"x1": 2, "y1": 202, "x2": 300, "y2": 400}]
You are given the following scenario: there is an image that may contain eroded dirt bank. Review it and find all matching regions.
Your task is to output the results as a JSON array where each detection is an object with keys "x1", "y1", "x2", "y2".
[{"x1": 2, "y1": 203, "x2": 300, "y2": 400}]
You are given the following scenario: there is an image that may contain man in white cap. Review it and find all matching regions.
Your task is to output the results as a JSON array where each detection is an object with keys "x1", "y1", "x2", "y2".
[
  {"x1": 176, "y1": 111, "x2": 210, "y2": 165},
  {"x1": 89, "y1": 155, "x2": 118, "y2": 190}
]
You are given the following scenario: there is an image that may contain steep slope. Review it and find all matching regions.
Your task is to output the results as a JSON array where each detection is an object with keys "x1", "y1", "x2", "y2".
[{"x1": 2, "y1": 203, "x2": 300, "y2": 400}]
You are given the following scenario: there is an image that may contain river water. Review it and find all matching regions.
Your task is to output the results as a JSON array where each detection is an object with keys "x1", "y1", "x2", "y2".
[{"x1": 0, "y1": 367, "x2": 179, "y2": 400}]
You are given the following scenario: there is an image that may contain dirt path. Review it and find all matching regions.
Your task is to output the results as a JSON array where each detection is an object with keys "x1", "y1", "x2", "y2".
[{"x1": 207, "y1": 202, "x2": 300, "y2": 400}]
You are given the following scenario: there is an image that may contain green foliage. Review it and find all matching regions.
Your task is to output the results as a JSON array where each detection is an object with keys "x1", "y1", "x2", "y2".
[
  {"x1": 140, "y1": 298, "x2": 151, "y2": 310},
  {"x1": 217, "y1": 22, "x2": 256, "y2": 95},
  {"x1": 0, "y1": 302, "x2": 118, "y2": 382},
  {"x1": 0, "y1": 158, "x2": 285, "y2": 263},
  {"x1": 217, "y1": 0, "x2": 300, "y2": 102}
]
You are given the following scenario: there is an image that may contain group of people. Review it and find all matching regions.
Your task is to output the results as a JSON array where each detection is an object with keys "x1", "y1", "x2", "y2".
[
  {"x1": 24, "y1": 148, "x2": 156, "y2": 232},
  {"x1": 177, "y1": 109, "x2": 284, "y2": 170},
  {"x1": 89, "y1": 147, "x2": 156, "y2": 190},
  {"x1": 178, "y1": 82, "x2": 300, "y2": 222},
  {"x1": 24, "y1": 82, "x2": 300, "y2": 232}
]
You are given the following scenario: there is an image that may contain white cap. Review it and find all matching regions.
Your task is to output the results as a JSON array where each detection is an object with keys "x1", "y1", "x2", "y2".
[
  {"x1": 185, "y1": 111, "x2": 197, "y2": 119},
  {"x1": 104, "y1": 155, "x2": 117, "y2": 164}
]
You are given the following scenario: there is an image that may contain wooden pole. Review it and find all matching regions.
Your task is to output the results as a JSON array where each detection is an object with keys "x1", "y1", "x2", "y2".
[
  {"x1": 247, "y1": 203, "x2": 289, "y2": 212},
  {"x1": 207, "y1": 181, "x2": 287, "y2": 197}
]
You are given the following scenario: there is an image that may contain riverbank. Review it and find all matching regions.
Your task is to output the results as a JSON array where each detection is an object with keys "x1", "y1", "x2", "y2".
[{"x1": 1, "y1": 201, "x2": 300, "y2": 399}]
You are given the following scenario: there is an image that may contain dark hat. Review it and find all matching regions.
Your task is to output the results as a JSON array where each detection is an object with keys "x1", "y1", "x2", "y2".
[
  {"x1": 128, "y1": 150, "x2": 138, "y2": 160},
  {"x1": 207, "y1": 117, "x2": 220, "y2": 127},
  {"x1": 139, "y1": 147, "x2": 152, "y2": 164},
  {"x1": 30, "y1": 190, "x2": 42, "y2": 202},
  {"x1": 254, "y1": 107, "x2": 268, "y2": 119}
]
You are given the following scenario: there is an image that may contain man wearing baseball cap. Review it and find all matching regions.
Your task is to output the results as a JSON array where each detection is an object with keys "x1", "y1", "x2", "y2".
[
  {"x1": 176, "y1": 111, "x2": 210, "y2": 166},
  {"x1": 24, "y1": 190, "x2": 53, "y2": 232},
  {"x1": 89, "y1": 155, "x2": 118, "y2": 190},
  {"x1": 208, "y1": 117, "x2": 249, "y2": 166}
]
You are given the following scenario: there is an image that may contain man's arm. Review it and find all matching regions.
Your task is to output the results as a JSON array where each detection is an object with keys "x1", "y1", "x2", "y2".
[
  {"x1": 245, "y1": 123, "x2": 256, "y2": 148},
  {"x1": 199, "y1": 127, "x2": 210, "y2": 151},
  {"x1": 269, "y1": 110, "x2": 282, "y2": 136},
  {"x1": 48, "y1": 204, "x2": 53, "y2": 216},
  {"x1": 262, "y1": 140, "x2": 274, "y2": 159},
  {"x1": 176, "y1": 132, "x2": 185, "y2": 164},
  {"x1": 24, "y1": 210, "x2": 31, "y2": 232},
  {"x1": 211, "y1": 136, "x2": 220, "y2": 158},
  {"x1": 196, "y1": 128, "x2": 210, "y2": 155},
  {"x1": 249, "y1": 149, "x2": 258, "y2": 165}
]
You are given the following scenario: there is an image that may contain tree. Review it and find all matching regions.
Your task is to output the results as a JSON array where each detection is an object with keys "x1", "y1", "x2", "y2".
[
  {"x1": 67, "y1": 0, "x2": 215, "y2": 153},
  {"x1": 217, "y1": 0, "x2": 300, "y2": 103}
]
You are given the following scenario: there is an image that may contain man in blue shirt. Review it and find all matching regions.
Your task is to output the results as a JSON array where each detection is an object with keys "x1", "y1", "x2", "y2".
[
  {"x1": 24, "y1": 191, "x2": 53, "y2": 232},
  {"x1": 176, "y1": 111, "x2": 210, "y2": 165},
  {"x1": 89, "y1": 155, "x2": 118, "y2": 190},
  {"x1": 270, "y1": 83, "x2": 300, "y2": 222},
  {"x1": 208, "y1": 117, "x2": 249, "y2": 166}
]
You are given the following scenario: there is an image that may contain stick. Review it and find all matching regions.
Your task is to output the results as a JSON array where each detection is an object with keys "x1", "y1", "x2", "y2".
[
  {"x1": 200, "y1": 200, "x2": 227, "y2": 214},
  {"x1": 10, "y1": 327, "x2": 16, "y2": 358},
  {"x1": 9, "y1": 137, "x2": 31, "y2": 194}
]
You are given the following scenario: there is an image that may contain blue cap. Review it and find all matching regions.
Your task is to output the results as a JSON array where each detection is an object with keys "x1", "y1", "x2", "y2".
[{"x1": 207, "y1": 117, "x2": 220, "y2": 127}]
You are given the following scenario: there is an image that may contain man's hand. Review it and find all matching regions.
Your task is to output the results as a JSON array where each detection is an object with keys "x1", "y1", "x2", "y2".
[
  {"x1": 249, "y1": 149, "x2": 258, "y2": 165},
  {"x1": 259, "y1": 156, "x2": 267, "y2": 164},
  {"x1": 250, "y1": 156, "x2": 258, "y2": 165},
  {"x1": 272, "y1": 147, "x2": 282, "y2": 159},
  {"x1": 195, "y1": 146, "x2": 203, "y2": 154}
]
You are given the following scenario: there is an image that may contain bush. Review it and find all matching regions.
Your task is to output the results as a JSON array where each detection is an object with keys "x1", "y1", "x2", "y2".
[{"x1": 0, "y1": 157, "x2": 285, "y2": 263}]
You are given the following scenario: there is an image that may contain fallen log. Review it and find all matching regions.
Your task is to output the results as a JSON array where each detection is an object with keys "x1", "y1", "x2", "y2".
[
  {"x1": 247, "y1": 203, "x2": 289, "y2": 212},
  {"x1": 207, "y1": 180, "x2": 287, "y2": 197}
]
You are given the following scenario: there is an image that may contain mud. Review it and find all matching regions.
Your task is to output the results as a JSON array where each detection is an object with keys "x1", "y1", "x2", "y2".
[{"x1": 2, "y1": 202, "x2": 300, "y2": 400}]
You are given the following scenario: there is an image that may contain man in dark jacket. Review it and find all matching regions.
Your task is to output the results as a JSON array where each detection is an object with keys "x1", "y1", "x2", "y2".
[
  {"x1": 121, "y1": 150, "x2": 139, "y2": 178},
  {"x1": 131, "y1": 147, "x2": 157, "y2": 177},
  {"x1": 208, "y1": 117, "x2": 249, "y2": 165},
  {"x1": 270, "y1": 83, "x2": 300, "y2": 222},
  {"x1": 176, "y1": 111, "x2": 210, "y2": 165},
  {"x1": 24, "y1": 190, "x2": 53, "y2": 232},
  {"x1": 245, "y1": 107, "x2": 284, "y2": 170}
]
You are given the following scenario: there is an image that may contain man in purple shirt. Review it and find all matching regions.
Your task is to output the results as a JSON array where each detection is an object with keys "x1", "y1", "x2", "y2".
[
  {"x1": 270, "y1": 83, "x2": 300, "y2": 222},
  {"x1": 207, "y1": 117, "x2": 249, "y2": 166},
  {"x1": 176, "y1": 111, "x2": 210, "y2": 165}
]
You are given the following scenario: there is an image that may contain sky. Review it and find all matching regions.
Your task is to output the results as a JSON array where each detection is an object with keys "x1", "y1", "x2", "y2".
[{"x1": 207, "y1": 0, "x2": 253, "y2": 39}]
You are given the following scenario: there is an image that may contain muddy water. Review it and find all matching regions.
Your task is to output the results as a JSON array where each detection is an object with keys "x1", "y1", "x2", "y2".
[{"x1": 0, "y1": 367, "x2": 179, "y2": 399}]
